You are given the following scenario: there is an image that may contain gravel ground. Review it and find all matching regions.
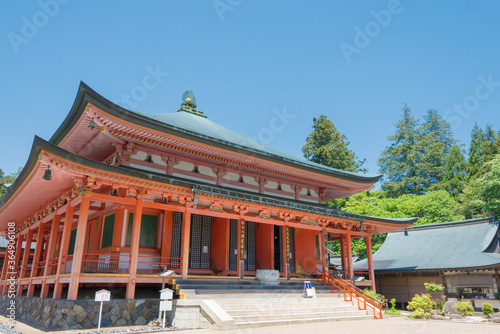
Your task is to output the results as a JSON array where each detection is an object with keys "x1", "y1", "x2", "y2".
[{"x1": 0, "y1": 321, "x2": 26, "y2": 334}]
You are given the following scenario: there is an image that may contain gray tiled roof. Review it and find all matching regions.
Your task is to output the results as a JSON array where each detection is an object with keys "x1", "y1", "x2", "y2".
[
  {"x1": 355, "y1": 216, "x2": 500, "y2": 271},
  {"x1": 138, "y1": 110, "x2": 381, "y2": 181}
]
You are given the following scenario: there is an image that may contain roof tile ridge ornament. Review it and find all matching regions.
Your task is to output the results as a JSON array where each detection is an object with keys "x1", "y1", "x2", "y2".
[{"x1": 175, "y1": 90, "x2": 207, "y2": 118}]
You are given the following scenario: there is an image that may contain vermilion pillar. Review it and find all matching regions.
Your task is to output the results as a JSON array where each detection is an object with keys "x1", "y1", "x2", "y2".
[
  {"x1": 0, "y1": 242, "x2": 9, "y2": 293},
  {"x1": 365, "y1": 235, "x2": 375, "y2": 291},
  {"x1": 2, "y1": 235, "x2": 24, "y2": 295},
  {"x1": 40, "y1": 214, "x2": 61, "y2": 298},
  {"x1": 237, "y1": 219, "x2": 245, "y2": 280},
  {"x1": 27, "y1": 223, "x2": 46, "y2": 297},
  {"x1": 283, "y1": 224, "x2": 290, "y2": 280},
  {"x1": 53, "y1": 204, "x2": 75, "y2": 299},
  {"x1": 321, "y1": 228, "x2": 327, "y2": 275},
  {"x1": 346, "y1": 233, "x2": 353, "y2": 280},
  {"x1": 126, "y1": 199, "x2": 143, "y2": 299},
  {"x1": 340, "y1": 235, "x2": 346, "y2": 277},
  {"x1": 17, "y1": 229, "x2": 34, "y2": 296},
  {"x1": 68, "y1": 196, "x2": 91, "y2": 300},
  {"x1": 161, "y1": 211, "x2": 173, "y2": 269},
  {"x1": 181, "y1": 210, "x2": 191, "y2": 279}
]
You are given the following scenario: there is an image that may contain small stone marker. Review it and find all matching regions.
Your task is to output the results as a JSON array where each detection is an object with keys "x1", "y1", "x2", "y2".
[{"x1": 95, "y1": 289, "x2": 111, "y2": 332}]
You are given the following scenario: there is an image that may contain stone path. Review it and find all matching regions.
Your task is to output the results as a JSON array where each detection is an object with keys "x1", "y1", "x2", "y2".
[{"x1": 3, "y1": 315, "x2": 500, "y2": 334}]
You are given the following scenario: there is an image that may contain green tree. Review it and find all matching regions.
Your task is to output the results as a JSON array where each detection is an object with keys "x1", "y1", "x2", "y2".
[
  {"x1": 459, "y1": 179, "x2": 484, "y2": 219},
  {"x1": 378, "y1": 105, "x2": 426, "y2": 197},
  {"x1": 302, "y1": 114, "x2": 365, "y2": 172},
  {"x1": 478, "y1": 154, "x2": 500, "y2": 216},
  {"x1": 439, "y1": 145, "x2": 468, "y2": 196},
  {"x1": 0, "y1": 169, "x2": 17, "y2": 199},
  {"x1": 418, "y1": 109, "x2": 455, "y2": 187},
  {"x1": 467, "y1": 123, "x2": 486, "y2": 180},
  {"x1": 328, "y1": 190, "x2": 463, "y2": 258}
]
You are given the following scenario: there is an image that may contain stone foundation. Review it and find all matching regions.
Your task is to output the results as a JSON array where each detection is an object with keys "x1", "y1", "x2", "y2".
[{"x1": 0, "y1": 296, "x2": 159, "y2": 331}]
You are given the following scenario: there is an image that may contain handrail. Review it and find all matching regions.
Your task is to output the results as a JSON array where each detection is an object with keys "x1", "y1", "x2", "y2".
[{"x1": 316, "y1": 268, "x2": 383, "y2": 319}]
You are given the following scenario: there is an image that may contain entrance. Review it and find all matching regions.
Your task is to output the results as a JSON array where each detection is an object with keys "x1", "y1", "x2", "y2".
[
  {"x1": 189, "y1": 214, "x2": 212, "y2": 269},
  {"x1": 229, "y1": 220, "x2": 256, "y2": 271}
]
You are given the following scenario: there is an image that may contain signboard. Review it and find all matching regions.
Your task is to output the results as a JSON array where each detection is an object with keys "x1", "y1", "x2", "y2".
[
  {"x1": 160, "y1": 300, "x2": 172, "y2": 311},
  {"x1": 160, "y1": 288, "x2": 173, "y2": 300},
  {"x1": 240, "y1": 220, "x2": 245, "y2": 261},
  {"x1": 95, "y1": 289, "x2": 110, "y2": 302},
  {"x1": 304, "y1": 281, "x2": 313, "y2": 298}
]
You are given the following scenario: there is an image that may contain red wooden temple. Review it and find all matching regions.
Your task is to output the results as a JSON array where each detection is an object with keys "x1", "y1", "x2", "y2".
[{"x1": 0, "y1": 83, "x2": 415, "y2": 300}]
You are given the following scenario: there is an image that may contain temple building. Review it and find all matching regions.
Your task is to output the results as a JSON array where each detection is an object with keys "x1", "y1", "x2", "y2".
[
  {"x1": 0, "y1": 83, "x2": 415, "y2": 301},
  {"x1": 354, "y1": 216, "x2": 500, "y2": 309}
]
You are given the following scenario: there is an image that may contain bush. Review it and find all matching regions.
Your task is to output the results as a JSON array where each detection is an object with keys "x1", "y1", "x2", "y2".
[
  {"x1": 456, "y1": 301, "x2": 474, "y2": 317},
  {"x1": 424, "y1": 282, "x2": 444, "y2": 293},
  {"x1": 384, "y1": 298, "x2": 401, "y2": 315},
  {"x1": 482, "y1": 302, "x2": 494, "y2": 316},
  {"x1": 363, "y1": 288, "x2": 387, "y2": 305},
  {"x1": 407, "y1": 294, "x2": 434, "y2": 312},
  {"x1": 408, "y1": 309, "x2": 425, "y2": 319}
]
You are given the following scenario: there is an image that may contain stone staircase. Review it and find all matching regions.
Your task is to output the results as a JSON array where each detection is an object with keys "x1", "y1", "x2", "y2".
[{"x1": 170, "y1": 279, "x2": 373, "y2": 329}]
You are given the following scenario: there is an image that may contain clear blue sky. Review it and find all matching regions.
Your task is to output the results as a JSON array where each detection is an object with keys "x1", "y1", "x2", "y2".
[{"x1": 1, "y1": 1, "x2": 500, "y2": 181}]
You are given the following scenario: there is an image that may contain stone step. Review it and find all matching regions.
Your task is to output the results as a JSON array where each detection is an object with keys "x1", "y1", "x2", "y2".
[
  {"x1": 218, "y1": 298, "x2": 350, "y2": 309},
  {"x1": 226, "y1": 305, "x2": 356, "y2": 315},
  {"x1": 184, "y1": 293, "x2": 346, "y2": 300},
  {"x1": 216, "y1": 314, "x2": 374, "y2": 330},
  {"x1": 180, "y1": 289, "x2": 335, "y2": 296},
  {"x1": 230, "y1": 310, "x2": 366, "y2": 322}
]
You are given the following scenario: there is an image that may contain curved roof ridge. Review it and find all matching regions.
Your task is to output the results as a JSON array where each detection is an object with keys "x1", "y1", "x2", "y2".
[{"x1": 49, "y1": 82, "x2": 381, "y2": 185}]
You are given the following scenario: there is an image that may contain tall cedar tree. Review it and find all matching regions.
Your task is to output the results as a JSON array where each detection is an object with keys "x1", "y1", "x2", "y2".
[
  {"x1": 467, "y1": 123, "x2": 486, "y2": 180},
  {"x1": 440, "y1": 145, "x2": 468, "y2": 196},
  {"x1": 482, "y1": 125, "x2": 500, "y2": 163},
  {"x1": 419, "y1": 109, "x2": 455, "y2": 187},
  {"x1": 302, "y1": 115, "x2": 365, "y2": 172},
  {"x1": 378, "y1": 105, "x2": 426, "y2": 197},
  {"x1": 479, "y1": 154, "x2": 500, "y2": 216}
]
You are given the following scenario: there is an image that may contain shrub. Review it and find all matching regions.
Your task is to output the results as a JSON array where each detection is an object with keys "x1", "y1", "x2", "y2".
[
  {"x1": 456, "y1": 301, "x2": 474, "y2": 317},
  {"x1": 363, "y1": 288, "x2": 387, "y2": 305},
  {"x1": 384, "y1": 298, "x2": 401, "y2": 315},
  {"x1": 482, "y1": 302, "x2": 494, "y2": 316},
  {"x1": 424, "y1": 282, "x2": 444, "y2": 293},
  {"x1": 434, "y1": 299, "x2": 443, "y2": 310},
  {"x1": 407, "y1": 294, "x2": 433, "y2": 312},
  {"x1": 408, "y1": 309, "x2": 424, "y2": 319}
]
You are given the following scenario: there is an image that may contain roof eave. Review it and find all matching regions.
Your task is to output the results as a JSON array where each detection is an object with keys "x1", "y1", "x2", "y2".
[{"x1": 49, "y1": 82, "x2": 381, "y2": 185}]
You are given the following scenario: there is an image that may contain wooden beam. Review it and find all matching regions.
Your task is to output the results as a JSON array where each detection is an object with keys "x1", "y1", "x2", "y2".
[
  {"x1": 181, "y1": 210, "x2": 192, "y2": 279},
  {"x1": 68, "y1": 196, "x2": 91, "y2": 300},
  {"x1": 17, "y1": 230, "x2": 33, "y2": 296},
  {"x1": 41, "y1": 214, "x2": 61, "y2": 298},
  {"x1": 53, "y1": 205, "x2": 74, "y2": 299},
  {"x1": 126, "y1": 199, "x2": 143, "y2": 299},
  {"x1": 346, "y1": 233, "x2": 353, "y2": 280},
  {"x1": 366, "y1": 235, "x2": 375, "y2": 291},
  {"x1": 27, "y1": 224, "x2": 45, "y2": 297}
]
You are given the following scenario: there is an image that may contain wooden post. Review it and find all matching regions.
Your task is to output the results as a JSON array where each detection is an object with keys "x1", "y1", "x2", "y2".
[
  {"x1": 53, "y1": 205, "x2": 75, "y2": 299},
  {"x1": 283, "y1": 224, "x2": 290, "y2": 280},
  {"x1": 346, "y1": 233, "x2": 353, "y2": 280},
  {"x1": 2, "y1": 235, "x2": 23, "y2": 295},
  {"x1": 321, "y1": 228, "x2": 327, "y2": 274},
  {"x1": 0, "y1": 239, "x2": 10, "y2": 294},
  {"x1": 340, "y1": 235, "x2": 346, "y2": 277},
  {"x1": 67, "y1": 196, "x2": 91, "y2": 300},
  {"x1": 17, "y1": 229, "x2": 34, "y2": 296},
  {"x1": 238, "y1": 219, "x2": 245, "y2": 280},
  {"x1": 161, "y1": 211, "x2": 173, "y2": 268},
  {"x1": 40, "y1": 214, "x2": 61, "y2": 298},
  {"x1": 126, "y1": 199, "x2": 143, "y2": 299},
  {"x1": 365, "y1": 235, "x2": 375, "y2": 291},
  {"x1": 181, "y1": 210, "x2": 191, "y2": 279},
  {"x1": 27, "y1": 224, "x2": 45, "y2": 297}
]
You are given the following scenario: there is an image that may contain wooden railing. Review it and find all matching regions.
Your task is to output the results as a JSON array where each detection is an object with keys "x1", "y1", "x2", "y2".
[
  {"x1": 81, "y1": 253, "x2": 182, "y2": 274},
  {"x1": 316, "y1": 268, "x2": 383, "y2": 319}
]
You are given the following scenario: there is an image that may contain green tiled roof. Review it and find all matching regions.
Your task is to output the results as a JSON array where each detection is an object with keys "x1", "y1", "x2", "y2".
[{"x1": 355, "y1": 217, "x2": 500, "y2": 271}]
